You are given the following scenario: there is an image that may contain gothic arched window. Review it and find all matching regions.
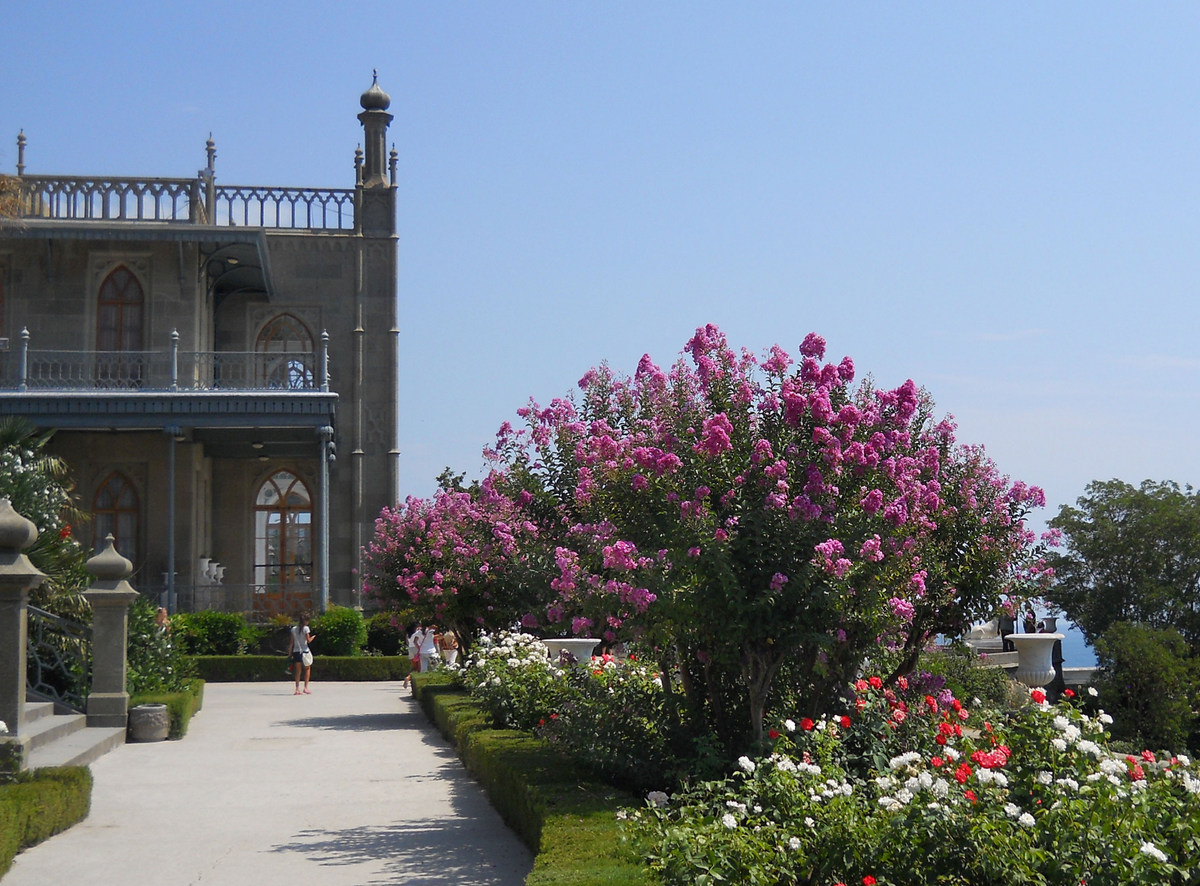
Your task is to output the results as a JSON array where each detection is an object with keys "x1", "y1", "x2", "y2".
[
  {"x1": 253, "y1": 471, "x2": 312, "y2": 591},
  {"x1": 255, "y1": 314, "x2": 314, "y2": 390},
  {"x1": 92, "y1": 471, "x2": 139, "y2": 567},
  {"x1": 97, "y1": 266, "x2": 145, "y2": 386},
  {"x1": 97, "y1": 265, "x2": 143, "y2": 351}
]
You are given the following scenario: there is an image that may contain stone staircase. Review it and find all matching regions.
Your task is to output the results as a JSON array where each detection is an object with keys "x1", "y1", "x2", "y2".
[{"x1": 21, "y1": 699, "x2": 126, "y2": 770}]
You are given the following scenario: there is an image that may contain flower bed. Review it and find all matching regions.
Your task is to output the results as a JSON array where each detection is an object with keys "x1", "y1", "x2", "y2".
[{"x1": 627, "y1": 681, "x2": 1200, "y2": 885}]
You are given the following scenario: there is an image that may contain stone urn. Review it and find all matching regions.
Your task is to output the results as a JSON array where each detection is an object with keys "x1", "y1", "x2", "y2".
[
  {"x1": 1009, "y1": 633, "x2": 1064, "y2": 688},
  {"x1": 1040, "y1": 616, "x2": 1058, "y2": 633},
  {"x1": 540, "y1": 638, "x2": 600, "y2": 667},
  {"x1": 128, "y1": 703, "x2": 170, "y2": 742}
]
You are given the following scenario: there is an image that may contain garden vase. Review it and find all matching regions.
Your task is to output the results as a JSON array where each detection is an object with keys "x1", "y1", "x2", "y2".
[
  {"x1": 1009, "y1": 633, "x2": 1064, "y2": 688},
  {"x1": 540, "y1": 638, "x2": 600, "y2": 667},
  {"x1": 128, "y1": 703, "x2": 170, "y2": 742},
  {"x1": 1041, "y1": 616, "x2": 1058, "y2": 633}
]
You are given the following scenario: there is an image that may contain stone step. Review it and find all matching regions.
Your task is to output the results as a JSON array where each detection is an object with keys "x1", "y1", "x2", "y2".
[
  {"x1": 23, "y1": 700, "x2": 57, "y2": 725},
  {"x1": 25, "y1": 725, "x2": 126, "y2": 770},
  {"x1": 21, "y1": 707, "x2": 87, "y2": 753}
]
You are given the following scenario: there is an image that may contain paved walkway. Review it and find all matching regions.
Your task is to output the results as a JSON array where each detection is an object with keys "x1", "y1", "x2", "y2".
[{"x1": 5, "y1": 681, "x2": 533, "y2": 886}]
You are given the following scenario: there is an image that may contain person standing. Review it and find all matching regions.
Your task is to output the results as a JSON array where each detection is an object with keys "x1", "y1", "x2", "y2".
[
  {"x1": 1023, "y1": 606, "x2": 1037, "y2": 635},
  {"x1": 288, "y1": 613, "x2": 317, "y2": 695},
  {"x1": 403, "y1": 622, "x2": 421, "y2": 690},
  {"x1": 418, "y1": 624, "x2": 442, "y2": 673},
  {"x1": 439, "y1": 629, "x2": 459, "y2": 667}
]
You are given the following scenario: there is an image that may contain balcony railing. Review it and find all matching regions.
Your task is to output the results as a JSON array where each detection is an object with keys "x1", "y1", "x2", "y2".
[
  {"x1": 13, "y1": 175, "x2": 357, "y2": 231},
  {"x1": 0, "y1": 330, "x2": 329, "y2": 393}
]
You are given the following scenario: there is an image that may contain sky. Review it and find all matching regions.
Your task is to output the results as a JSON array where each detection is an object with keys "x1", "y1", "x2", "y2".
[{"x1": 3, "y1": 2, "x2": 1198, "y2": 541}]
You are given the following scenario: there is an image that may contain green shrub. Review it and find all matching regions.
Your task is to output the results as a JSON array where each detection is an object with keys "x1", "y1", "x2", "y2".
[
  {"x1": 129, "y1": 679, "x2": 205, "y2": 739},
  {"x1": 126, "y1": 596, "x2": 196, "y2": 694},
  {"x1": 173, "y1": 610, "x2": 247, "y2": 655},
  {"x1": 311, "y1": 605, "x2": 368, "y2": 656},
  {"x1": 911, "y1": 645, "x2": 1015, "y2": 709},
  {"x1": 0, "y1": 766, "x2": 92, "y2": 878},
  {"x1": 366, "y1": 611, "x2": 406, "y2": 656},
  {"x1": 191, "y1": 655, "x2": 409, "y2": 682},
  {"x1": 1093, "y1": 621, "x2": 1200, "y2": 752},
  {"x1": 412, "y1": 674, "x2": 650, "y2": 885}
]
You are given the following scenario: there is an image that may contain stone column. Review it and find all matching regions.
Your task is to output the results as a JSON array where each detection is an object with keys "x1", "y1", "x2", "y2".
[
  {"x1": 0, "y1": 498, "x2": 45, "y2": 768},
  {"x1": 82, "y1": 536, "x2": 139, "y2": 728}
]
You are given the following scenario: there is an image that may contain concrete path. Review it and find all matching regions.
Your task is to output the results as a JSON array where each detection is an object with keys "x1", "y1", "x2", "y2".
[{"x1": 5, "y1": 681, "x2": 533, "y2": 886}]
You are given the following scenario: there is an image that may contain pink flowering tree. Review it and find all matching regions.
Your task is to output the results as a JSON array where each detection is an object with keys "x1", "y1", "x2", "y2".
[
  {"x1": 361, "y1": 472, "x2": 556, "y2": 654},
  {"x1": 484, "y1": 325, "x2": 1048, "y2": 746}
]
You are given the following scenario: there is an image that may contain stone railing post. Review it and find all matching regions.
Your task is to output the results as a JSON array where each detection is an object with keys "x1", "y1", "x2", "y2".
[
  {"x1": 0, "y1": 499, "x2": 46, "y2": 769},
  {"x1": 82, "y1": 536, "x2": 139, "y2": 728}
]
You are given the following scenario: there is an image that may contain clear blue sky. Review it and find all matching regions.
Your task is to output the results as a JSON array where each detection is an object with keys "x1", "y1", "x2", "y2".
[{"x1": 4, "y1": 3, "x2": 1198, "y2": 531}]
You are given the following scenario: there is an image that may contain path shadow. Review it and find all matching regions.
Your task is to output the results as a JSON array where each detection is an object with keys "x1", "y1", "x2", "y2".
[
  {"x1": 274, "y1": 712, "x2": 409, "y2": 732},
  {"x1": 271, "y1": 815, "x2": 531, "y2": 885}
]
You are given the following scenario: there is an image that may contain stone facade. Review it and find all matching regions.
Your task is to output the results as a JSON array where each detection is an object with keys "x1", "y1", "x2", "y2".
[{"x1": 0, "y1": 76, "x2": 399, "y2": 615}]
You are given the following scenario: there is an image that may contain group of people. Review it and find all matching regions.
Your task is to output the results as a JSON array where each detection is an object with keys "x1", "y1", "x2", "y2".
[
  {"x1": 402, "y1": 623, "x2": 458, "y2": 690},
  {"x1": 998, "y1": 606, "x2": 1054, "y2": 652},
  {"x1": 278, "y1": 613, "x2": 459, "y2": 694}
]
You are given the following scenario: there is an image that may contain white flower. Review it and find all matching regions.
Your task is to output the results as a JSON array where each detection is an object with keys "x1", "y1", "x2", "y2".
[
  {"x1": 1053, "y1": 715, "x2": 1070, "y2": 731},
  {"x1": 1077, "y1": 740, "x2": 1102, "y2": 758},
  {"x1": 1018, "y1": 812, "x2": 1036, "y2": 828},
  {"x1": 1140, "y1": 841, "x2": 1168, "y2": 863},
  {"x1": 1087, "y1": 686, "x2": 1099, "y2": 697},
  {"x1": 726, "y1": 800, "x2": 746, "y2": 811},
  {"x1": 0, "y1": 720, "x2": 7, "y2": 735},
  {"x1": 646, "y1": 791, "x2": 669, "y2": 808},
  {"x1": 1178, "y1": 754, "x2": 1191, "y2": 767},
  {"x1": 1051, "y1": 738, "x2": 1068, "y2": 752},
  {"x1": 944, "y1": 747, "x2": 960, "y2": 761},
  {"x1": 1004, "y1": 803, "x2": 1021, "y2": 818},
  {"x1": 788, "y1": 836, "x2": 802, "y2": 850},
  {"x1": 615, "y1": 809, "x2": 628, "y2": 820},
  {"x1": 1036, "y1": 770, "x2": 1053, "y2": 785},
  {"x1": 1098, "y1": 711, "x2": 1113, "y2": 726},
  {"x1": 721, "y1": 813, "x2": 738, "y2": 829},
  {"x1": 1056, "y1": 777, "x2": 1079, "y2": 792},
  {"x1": 784, "y1": 719, "x2": 796, "y2": 733},
  {"x1": 737, "y1": 755, "x2": 756, "y2": 773},
  {"x1": 889, "y1": 751, "x2": 922, "y2": 770},
  {"x1": 803, "y1": 816, "x2": 815, "y2": 828}
]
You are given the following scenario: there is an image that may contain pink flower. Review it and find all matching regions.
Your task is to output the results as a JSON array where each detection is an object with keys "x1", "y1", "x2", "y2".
[
  {"x1": 769, "y1": 572, "x2": 789, "y2": 591},
  {"x1": 799, "y1": 332, "x2": 826, "y2": 360},
  {"x1": 688, "y1": 546, "x2": 701, "y2": 558}
]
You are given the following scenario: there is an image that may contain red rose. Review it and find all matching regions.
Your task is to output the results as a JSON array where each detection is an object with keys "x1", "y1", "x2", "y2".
[
  {"x1": 868, "y1": 676, "x2": 883, "y2": 689},
  {"x1": 863, "y1": 877, "x2": 877, "y2": 885},
  {"x1": 1031, "y1": 689, "x2": 1046, "y2": 704},
  {"x1": 1063, "y1": 688, "x2": 1074, "y2": 698},
  {"x1": 801, "y1": 718, "x2": 815, "y2": 731},
  {"x1": 839, "y1": 715, "x2": 851, "y2": 729},
  {"x1": 768, "y1": 729, "x2": 780, "y2": 739}
]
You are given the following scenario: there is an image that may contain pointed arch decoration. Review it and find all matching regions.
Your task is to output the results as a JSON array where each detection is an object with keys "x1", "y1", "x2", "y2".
[
  {"x1": 92, "y1": 471, "x2": 139, "y2": 567},
  {"x1": 253, "y1": 470, "x2": 313, "y2": 596},
  {"x1": 255, "y1": 314, "x2": 314, "y2": 389}
]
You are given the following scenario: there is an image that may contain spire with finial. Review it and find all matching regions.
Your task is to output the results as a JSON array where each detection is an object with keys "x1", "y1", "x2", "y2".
[{"x1": 360, "y1": 69, "x2": 391, "y2": 111}]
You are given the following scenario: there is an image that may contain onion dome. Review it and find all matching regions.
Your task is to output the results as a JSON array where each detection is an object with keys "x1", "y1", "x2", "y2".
[{"x1": 360, "y1": 70, "x2": 391, "y2": 111}]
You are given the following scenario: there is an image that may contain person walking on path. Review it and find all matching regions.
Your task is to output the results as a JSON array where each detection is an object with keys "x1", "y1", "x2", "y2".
[{"x1": 288, "y1": 613, "x2": 317, "y2": 694}]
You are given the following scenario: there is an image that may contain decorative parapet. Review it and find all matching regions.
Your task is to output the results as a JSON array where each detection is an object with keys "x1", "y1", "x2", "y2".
[{"x1": 13, "y1": 175, "x2": 355, "y2": 232}]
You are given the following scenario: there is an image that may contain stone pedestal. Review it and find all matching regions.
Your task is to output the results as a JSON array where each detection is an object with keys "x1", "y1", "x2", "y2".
[
  {"x1": 0, "y1": 499, "x2": 45, "y2": 744},
  {"x1": 83, "y1": 537, "x2": 139, "y2": 728}
]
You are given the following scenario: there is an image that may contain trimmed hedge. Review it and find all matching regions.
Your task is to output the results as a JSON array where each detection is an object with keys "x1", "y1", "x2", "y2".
[
  {"x1": 129, "y1": 679, "x2": 206, "y2": 740},
  {"x1": 0, "y1": 766, "x2": 92, "y2": 878},
  {"x1": 191, "y1": 655, "x2": 410, "y2": 683},
  {"x1": 412, "y1": 673, "x2": 650, "y2": 885}
]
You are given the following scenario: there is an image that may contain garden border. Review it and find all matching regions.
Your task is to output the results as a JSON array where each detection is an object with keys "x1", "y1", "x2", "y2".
[{"x1": 411, "y1": 672, "x2": 650, "y2": 886}]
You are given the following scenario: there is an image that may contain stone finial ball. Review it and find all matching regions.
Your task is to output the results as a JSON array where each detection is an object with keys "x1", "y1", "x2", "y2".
[
  {"x1": 0, "y1": 498, "x2": 38, "y2": 550},
  {"x1": 360, "y1": 70, "x2": 391, "y2": 111},
  {"x1": 87, "y1": 534, "x2": 133, "y2": 580}
]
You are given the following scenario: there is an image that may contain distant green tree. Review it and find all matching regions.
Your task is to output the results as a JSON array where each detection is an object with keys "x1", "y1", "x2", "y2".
[{"x1": 1046, "y1": 479, "x2": 1200, "y2": 646}]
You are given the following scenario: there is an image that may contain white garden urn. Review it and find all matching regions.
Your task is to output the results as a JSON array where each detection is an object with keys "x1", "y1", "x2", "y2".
[
  {"x1": 540, "y1": 638, "x2": 600, "y2": 667},
  {"x1": 1009, "y1": 633, "x2": 1063, "y2": 688}
]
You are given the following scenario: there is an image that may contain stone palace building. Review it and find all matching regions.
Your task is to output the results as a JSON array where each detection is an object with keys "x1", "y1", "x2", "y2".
[{"x1": 0, "y1": 75, "x2": 400, "y2": 617}]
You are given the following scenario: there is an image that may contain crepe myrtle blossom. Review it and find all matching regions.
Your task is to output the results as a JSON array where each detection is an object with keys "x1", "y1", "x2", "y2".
[{"x1": 408, "y1": 325, "x2": 1049, "y2": 748}]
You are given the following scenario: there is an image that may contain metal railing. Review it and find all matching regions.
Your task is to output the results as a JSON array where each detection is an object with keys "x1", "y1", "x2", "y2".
[
  {"x1": 27, "y1": 605, "x2": 91, "y2": 712},
  {"x1": 13, "y1": 175, "x2": 356, "y2": 231},
  {"x1": 0, "y1": 330, "x2": 329, "y2": 393}
]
